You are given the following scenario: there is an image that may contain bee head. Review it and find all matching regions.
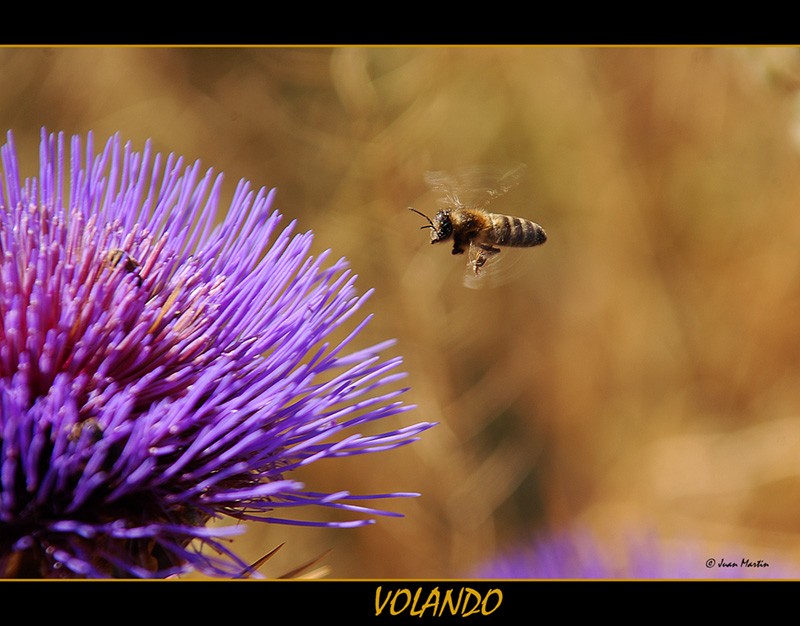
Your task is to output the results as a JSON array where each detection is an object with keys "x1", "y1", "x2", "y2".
[{"x1": 409, "y1": 207, "x2": 452, "y2": 244}]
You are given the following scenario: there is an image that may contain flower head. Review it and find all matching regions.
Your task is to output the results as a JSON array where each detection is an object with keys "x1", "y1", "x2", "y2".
[{"x1": 0, "y1": 129, "x2": 432, "y2": 578}]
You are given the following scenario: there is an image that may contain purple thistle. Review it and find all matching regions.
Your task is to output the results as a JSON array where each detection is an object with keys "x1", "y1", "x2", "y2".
[
  {"x1": 0, "y1": 129, "x2": 432, "y2": 578},
  {"x1": 473, "y1": 528, "x2": 797, "y2": 579}
]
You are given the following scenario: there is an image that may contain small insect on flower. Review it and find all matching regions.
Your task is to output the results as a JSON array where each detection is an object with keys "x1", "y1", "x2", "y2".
[
  {"x1": 409, "y1": 163, "x2": 547, "y2": 288},
  {"x1": 67, "y1": 418, "x2": 103, "y2": 443},
  {"x1": 105, "y1": 249, "x2": 143, "y2": 286}
]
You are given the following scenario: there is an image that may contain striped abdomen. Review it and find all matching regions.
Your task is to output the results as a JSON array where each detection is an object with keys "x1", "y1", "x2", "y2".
[{"x1": 485, "y1": 212, "x2": 547, "y2": 247}]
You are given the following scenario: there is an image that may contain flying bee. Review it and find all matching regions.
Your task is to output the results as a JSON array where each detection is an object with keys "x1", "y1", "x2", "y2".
[{"x1": 409, "y1": 163, "x2": 546, "y2": 287}]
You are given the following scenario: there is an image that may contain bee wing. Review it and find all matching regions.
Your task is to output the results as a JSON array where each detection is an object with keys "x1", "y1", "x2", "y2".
[{"x1": 424, "y1": 162, "x2": 527, "y2": 210}]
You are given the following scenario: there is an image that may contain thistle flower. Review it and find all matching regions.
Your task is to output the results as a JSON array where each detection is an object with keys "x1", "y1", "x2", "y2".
[
  {"x1": 0, "y1": 129, "x2": 432, "y2": 578},
  {"x1": 473, "y1": 528, "x2": 797, "y2": 579}
]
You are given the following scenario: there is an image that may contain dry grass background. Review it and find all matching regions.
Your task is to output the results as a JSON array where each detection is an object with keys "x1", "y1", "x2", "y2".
[{"x1": 4, "y1": 46, "x2": 800, "y2": 578}]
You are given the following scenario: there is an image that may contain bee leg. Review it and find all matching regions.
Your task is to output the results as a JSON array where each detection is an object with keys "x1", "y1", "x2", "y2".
[
  {"x1": 451, "y1": 234, "x2": 468, "y2": 255},
  {"x1": 472, "y1": 245, "x2": 500, "y2": 274}
]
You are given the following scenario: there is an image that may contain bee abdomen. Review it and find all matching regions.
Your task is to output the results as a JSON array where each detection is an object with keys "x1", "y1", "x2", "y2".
[{"x1": 487, "y1": 213, "x2": 547, "y2": 247}]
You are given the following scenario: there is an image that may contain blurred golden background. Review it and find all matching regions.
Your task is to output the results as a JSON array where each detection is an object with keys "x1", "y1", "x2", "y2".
[{"x1": 4, "y1": 46, "x2": 800, "y2": 578}]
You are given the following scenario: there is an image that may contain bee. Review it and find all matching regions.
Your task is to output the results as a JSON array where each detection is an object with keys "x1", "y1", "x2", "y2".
[
  {"x1": 67, "y1": 418, "x2": 103, "y2": 443},
  {"x1": 105, "y1": 248, "x2": 143, "y2": 286},
  {"x1": 409, "y1": 163, "x2": 546, "y2": 287}
]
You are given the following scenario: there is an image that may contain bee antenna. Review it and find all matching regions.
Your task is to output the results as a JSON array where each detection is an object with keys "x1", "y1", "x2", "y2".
[{"x1": 408, "y1": 207, "x2": 434, "y2": 229}]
